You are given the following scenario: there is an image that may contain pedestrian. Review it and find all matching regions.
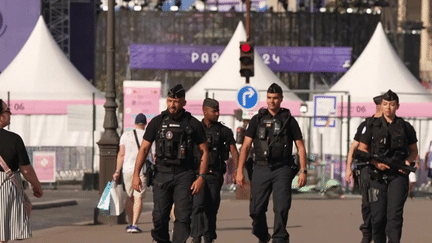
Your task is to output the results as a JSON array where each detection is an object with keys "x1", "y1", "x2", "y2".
[
  {"x1": 408, "y1": 156, "x2": 420, "y2": 199},
  {"x1": 236, "y1": 83, "x2": 307, "y2": 243},
  {"x1": 357, "y1": 90, "x2": 418, "y2": 243},
  {"x1": 345, "y1": 94, "x2": 383, "y2": 243},
  {"x1": 424, "y1": 142, "x2": 432, "y2": 187},
  {"x1": 113, "y1": 113, "x2": 149, "y2": 233},
  {"x1": 0, "y1": 99, "x2": 43, "y2": 243},
  {"x1": 132, "y1": 84, "x2": 209, "y2": 243},
  {"x1": 190, "y1": 98, "x2": 239, "y2": 243}
]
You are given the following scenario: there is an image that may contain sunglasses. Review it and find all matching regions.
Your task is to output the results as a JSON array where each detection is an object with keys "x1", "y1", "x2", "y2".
[{"x1": 1, "y1": 108, "x2": 11, "y2": 114}]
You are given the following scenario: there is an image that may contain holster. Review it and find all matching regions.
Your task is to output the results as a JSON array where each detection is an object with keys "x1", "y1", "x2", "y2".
[
  {"x1": 145, "y1": 160, "x2": 155, "y2": 187},
  {"x1": 368, "y1": 188, "x2": 380, "y2": 203}
]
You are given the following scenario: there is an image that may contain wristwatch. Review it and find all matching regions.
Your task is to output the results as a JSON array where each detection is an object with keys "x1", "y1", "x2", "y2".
[
  {"x1": 299, "y1": 169, "x2": 308, "y2": 175},
  {"x1": 199, "y1": 174, "x2": 206, "y2": 179}
]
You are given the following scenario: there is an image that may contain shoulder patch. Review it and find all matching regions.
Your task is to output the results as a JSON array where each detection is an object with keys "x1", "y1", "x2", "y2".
[{"x1": 361, "y1": 126, "x2": 367, "y2": 134}]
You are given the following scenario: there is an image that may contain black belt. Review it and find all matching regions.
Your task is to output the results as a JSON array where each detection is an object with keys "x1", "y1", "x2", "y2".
[
  {"x1": 255, "y1": 160, "x2": 290, "y2": 167},
  {"x1": 155, "y1": 165, "x2": 190, "y2": 174}
]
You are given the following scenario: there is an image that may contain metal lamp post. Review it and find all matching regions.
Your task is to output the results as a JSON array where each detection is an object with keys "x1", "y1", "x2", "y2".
[{"x1": 95, "y1": 0, "x2": 125, "y2": 225}]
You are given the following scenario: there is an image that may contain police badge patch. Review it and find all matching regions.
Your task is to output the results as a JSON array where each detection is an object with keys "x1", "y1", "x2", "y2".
[{"x1": 166, "y1": 131, "x2": 173, "y2": 139}]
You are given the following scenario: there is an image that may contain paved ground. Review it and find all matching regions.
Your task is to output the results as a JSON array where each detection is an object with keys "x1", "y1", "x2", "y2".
[{"x1": 18, "y1": 185, "x2": 432, "y2": 243}]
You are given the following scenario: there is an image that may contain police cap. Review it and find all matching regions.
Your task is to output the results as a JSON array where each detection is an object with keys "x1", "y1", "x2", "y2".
[
  {"x1": 267, "y1": 83, "x2": 283, "y2": 96},
  {"x1": 373, "y1": 94, "x2": 384, "y2": 105},
  {"x1": 382, "y1": 89, "x2": 399, "y2": 104},
  {"x1": 168, "y1": 84, "x2": 185, "y2": 98},
  {"x1": 203, "y1": 98, "x2": 219, "y2": 110}
]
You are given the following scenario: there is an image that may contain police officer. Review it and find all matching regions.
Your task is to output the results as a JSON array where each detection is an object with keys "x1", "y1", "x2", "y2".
[
  {"x1": 132, "y1": 84, "x2": 209, "y2": 243},
  {"x1": 236, "y1": 83, "x2": 307, "y2": 243},
  {"x1": 345, "y1": 94, "x2": 383, "y2": 243},
  {"x1": 190, "y1": 98, "x2": 239, "y2": 243},
  {"x1": 358, "y1": 90, "x2": 418, "y2": 243}
]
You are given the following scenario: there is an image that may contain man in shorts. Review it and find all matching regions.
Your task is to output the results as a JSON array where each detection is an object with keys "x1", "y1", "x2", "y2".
[{"x1": 113, "y1": 113, "x2": 149, "y2": 233}]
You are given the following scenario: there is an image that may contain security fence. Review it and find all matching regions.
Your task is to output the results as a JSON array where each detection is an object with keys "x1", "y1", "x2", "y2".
[{"x1": 26, "y1": 146, "x2": 93, "y2": 182}]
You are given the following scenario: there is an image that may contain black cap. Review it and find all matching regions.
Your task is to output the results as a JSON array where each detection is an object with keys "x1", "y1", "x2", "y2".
[
  {"x1": 135, "y1": 113, "x2": 147, "y2": 124},
  {"x1": 382, "y1": 89, "x2": 399, "y2": 104},
  {"x1": 267, "y1": 83, "x2": 283, "y2": 96},
  {"x1": 373, "y1": 95, "x2": 384, "y2": 105},
  {"x1": 203, "y1": 98, "x2": 219, "y2": 110},
  {"x1": 168, "y1": 84, "x2": 185, "y2": 98}
]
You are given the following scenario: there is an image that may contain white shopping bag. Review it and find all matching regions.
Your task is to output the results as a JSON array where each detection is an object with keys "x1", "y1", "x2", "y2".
[
  {"x1": 109, "y1": 181, "x2": 126, "y2": 216},
  {"x1": 97, "y1": 181, "x2": 112, "y2": 212}
]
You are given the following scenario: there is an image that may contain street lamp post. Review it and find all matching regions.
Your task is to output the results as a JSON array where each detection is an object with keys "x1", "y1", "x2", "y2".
[{"x1": 95, "y1": 0, "x2": 125, "y2": 224}]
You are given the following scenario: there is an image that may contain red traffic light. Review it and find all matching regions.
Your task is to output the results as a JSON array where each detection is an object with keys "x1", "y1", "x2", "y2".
[{"x1": 241, "y1": 43, "x2": 251, "y2": 53}]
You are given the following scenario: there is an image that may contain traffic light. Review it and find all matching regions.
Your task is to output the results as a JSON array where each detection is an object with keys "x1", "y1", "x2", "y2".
[{"x1": 239, "y1": 41, "x2": 254, "y2": 77}]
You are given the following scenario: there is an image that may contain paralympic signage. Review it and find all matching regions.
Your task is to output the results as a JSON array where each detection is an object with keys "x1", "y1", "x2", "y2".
[{"x1": 130, "y1": 44, "x2": 351, "y2": 73}]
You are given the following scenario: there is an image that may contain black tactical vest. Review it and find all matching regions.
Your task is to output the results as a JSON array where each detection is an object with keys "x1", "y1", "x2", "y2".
[
  {"x1": 253, "y1": 108, "x2": 292, "y2": 163},
  {"x1": 369, "y1": 116, "x2": 408, "y2": 163},
  {"x1": 155, "y1": 110, "x2": 194, "y2": 166},
  {"x1": 205, "y1": 122, "x2": 229, "y2": 170}
]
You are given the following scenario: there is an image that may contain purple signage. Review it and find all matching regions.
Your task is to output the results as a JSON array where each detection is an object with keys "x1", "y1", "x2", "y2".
[
  {"x1": 0, "y1": 0, "x2": 40, "y2": 73},
  {"x1": 130, "y1": 44, "x2": 351, "y2": 73}
]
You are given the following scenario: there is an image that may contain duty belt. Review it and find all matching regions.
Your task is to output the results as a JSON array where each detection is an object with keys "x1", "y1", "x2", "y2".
[
  {"x1": 255, "y1": 160, "x2": 290, "y2": 168},
  {"x1": 155, "y1": 164, "x2": 190, "y2": 174}
]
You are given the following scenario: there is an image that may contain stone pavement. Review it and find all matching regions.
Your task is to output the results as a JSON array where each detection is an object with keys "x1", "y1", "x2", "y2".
[{"x1": 26, "y1": 193, "x2": 432, "y2": 243}]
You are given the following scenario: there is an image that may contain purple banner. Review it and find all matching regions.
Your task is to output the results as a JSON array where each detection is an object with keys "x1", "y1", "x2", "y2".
[
  {"x1": 0, "y1": 0, "x2": 40, "y2": 73},
  {"x1": 130, "y1": 44, "x2": 351, "y2": 73}
]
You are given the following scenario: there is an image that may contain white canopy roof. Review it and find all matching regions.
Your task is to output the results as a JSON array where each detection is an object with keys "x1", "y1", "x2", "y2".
[
  {"x1": 0, "y1": 16, "x2": 103, "y2": 100},
  {"x1": 186, "y1": 22, "x2": 301, "y2": 101},
  {"x1": 329, "y1": 22, "x2": 432, "y2": 103}
]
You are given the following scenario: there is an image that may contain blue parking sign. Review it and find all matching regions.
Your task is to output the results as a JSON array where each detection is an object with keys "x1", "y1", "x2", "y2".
[{"x1": 237, "y1": 85, "x2": 259, "y2": 109}]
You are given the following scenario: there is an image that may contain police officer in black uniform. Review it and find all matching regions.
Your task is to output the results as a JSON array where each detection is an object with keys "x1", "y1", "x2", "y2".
[
  {"x1": 133, "y1": 84, "x2": 209, "y2": 243},
  {"x1": 236, "y1": 83, "x2": 307, "y2": 243},
  {"x1": 358, "y1": 90, "x2": 418, "y2": 243},
  {"x1": 346, "y1": 94, "x2": 383, "y2": 243},
  {"x1": 190, "y1": 98, "x2": 239, "y2": 243}
]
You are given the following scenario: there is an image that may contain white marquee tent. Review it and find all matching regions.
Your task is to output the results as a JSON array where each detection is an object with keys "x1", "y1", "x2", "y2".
[
  {"x1": 0, "y1": 16, "x2": 104, "y2": 178},
  {"x1": 329, "y1": 22, "x2": 432, "y2": 103},
  {"x1": 185, "y1": 22, "x2": 301, "y2": 131},
  {"x1": 308, "y1": 22, "x2": 432, "y2": 158},
  {"x1": 186, "y1": 22, "x2": 301, "y2": 102}
]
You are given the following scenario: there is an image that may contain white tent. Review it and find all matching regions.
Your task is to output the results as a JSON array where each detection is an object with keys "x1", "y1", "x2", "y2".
[
  {"x1": 186, "y1": 22, "x2": 301, "y2": 102},
  {"x1": 329, "y1": 22, "x2": 432, "y2": 103},
  {"x1": 0, "y1": 16, "x2": 103, "y2": 100},
  {"x1": 311, "y1": 22, "x2": 432, "y2": 160},
  {"x1": 185, "y1": 22, "x2": 301, "y2": 133},
  {"x1": 0, "y1": 17, "x2": 103, "y2": 180},
  {"x1": 0, "y1": 16, "x2": 104, "y2": 178}
]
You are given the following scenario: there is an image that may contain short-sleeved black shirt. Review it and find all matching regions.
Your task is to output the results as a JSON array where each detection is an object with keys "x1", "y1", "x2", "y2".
[
  {"x1": 205, "y1": 123, "x2": 235, "y2": 147},
  {"x1": 144, "y1": 110, "x2": 207, "y2": 149},
  {"x1": 360, "y1": 116, "x2": 418, "y2": 146},
  {"x1": 354, "y1": 120, "x2": 367, "y2": 142},
  {"x1": 202, "y1": 121, "x2": 236, "y2": 165},
  {"x1": 0, "y1": 129, "x2": 31, "y2": 172},
  {"x1": 245, "y1": 108, "x2": 303, "y2": 159}
]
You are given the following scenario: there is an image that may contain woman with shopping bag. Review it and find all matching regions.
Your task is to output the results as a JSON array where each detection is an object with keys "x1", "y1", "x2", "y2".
[{"x1": 0, "y1": 99, "x2": 43, "y2": 243}]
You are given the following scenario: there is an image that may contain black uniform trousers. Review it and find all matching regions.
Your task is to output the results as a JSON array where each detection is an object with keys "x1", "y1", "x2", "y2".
[
  {"x1": 250, "y1": 164, "x2": 296, "y2": 243},
  {"x1": 368, "y1": 173, "x2": 409, "y2": 243},
  {"x1": 190, "y1": 171, "x2": 224, "y2": 241},
  {"x1": 151, "y1": 169, "x2": 196, "y2": 243},
  {"x1": 359, "y1": 166, "x2": 372, "y2": 243}
]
